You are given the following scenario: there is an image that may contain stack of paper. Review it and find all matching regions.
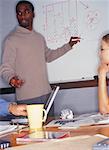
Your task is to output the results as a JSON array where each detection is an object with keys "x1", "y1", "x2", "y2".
[{"x1": 0, "y1": 124, "x2": 17, "y2": 135}]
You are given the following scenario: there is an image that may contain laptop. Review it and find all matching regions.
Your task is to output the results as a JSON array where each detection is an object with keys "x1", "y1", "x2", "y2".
[
  {"x1": 11, "y1": 86, "x2": 60, "y2": 124},
  {"x1": 45, "y1": 86, "x2": 60, "y2": 115}
]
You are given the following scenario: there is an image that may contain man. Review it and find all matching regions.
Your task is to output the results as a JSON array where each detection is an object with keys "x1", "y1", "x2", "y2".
[
  {"x1": 0, "y1": 98, "x2": 27, "y2": 116},
  {"x1": 0, "y1": 1, "x2": 80, "y2": 106}
]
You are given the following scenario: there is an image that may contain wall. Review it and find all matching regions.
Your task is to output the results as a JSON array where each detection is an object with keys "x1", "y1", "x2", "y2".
[
  {"x1": 0, "y1": 0, "x2": 18, "y2": 88},
  {"x1": 54, "y1": 87, "x2": 98, "y2": 116},
  {"x1": 0, "y1": 86, "x2": 99, "y2": 116}
]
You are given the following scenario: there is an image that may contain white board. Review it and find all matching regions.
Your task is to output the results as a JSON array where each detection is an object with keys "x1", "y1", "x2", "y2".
[{"x1": 33, "y1": 0, "x2": 109, "y2": 83}]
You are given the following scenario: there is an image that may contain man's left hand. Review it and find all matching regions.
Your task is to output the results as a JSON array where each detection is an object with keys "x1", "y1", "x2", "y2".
[
  {"x1": 69, "y1": 36, "x2": 80, "y2": 47},
  {"x1": 9, "y1": 103, "x2": 27, "y2": 116}
]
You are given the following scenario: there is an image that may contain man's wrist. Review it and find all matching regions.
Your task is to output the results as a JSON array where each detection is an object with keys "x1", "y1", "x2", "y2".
[{"x1": 69, "y1": 42, "x2": 73, "y2": 48}]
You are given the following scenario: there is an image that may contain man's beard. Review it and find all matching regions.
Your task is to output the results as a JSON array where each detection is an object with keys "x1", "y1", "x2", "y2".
[{"x1": 19, "y1": 20, "x2": 29, "y2": 28}]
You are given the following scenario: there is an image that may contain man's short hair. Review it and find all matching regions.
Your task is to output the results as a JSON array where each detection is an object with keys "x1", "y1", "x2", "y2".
[{"x1": 16, "y1": 0, "x2": 34, "y2": 13}]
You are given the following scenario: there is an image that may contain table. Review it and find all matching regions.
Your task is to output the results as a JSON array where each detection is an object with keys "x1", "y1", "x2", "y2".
[{"x1": 0, "y1": 122, "x2": 109, "y2": 149}]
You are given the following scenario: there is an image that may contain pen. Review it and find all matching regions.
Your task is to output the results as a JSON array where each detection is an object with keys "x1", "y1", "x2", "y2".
[
  {"x1": 58, "y1": 126, "x2": 79, "y2": 129},
  {"x1": 71, "y1": 37, "x2": 84, "y2": 41}
]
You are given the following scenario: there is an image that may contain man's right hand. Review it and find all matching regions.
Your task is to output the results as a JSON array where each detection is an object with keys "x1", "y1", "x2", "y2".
[{"x1": 9, "y1": 76, "x2": 24, "y2": 88}]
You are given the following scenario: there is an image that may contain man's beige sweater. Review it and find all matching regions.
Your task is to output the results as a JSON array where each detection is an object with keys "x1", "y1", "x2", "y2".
[{"x1": 0, "y1": 26, "x2": 71, "y2": 100}]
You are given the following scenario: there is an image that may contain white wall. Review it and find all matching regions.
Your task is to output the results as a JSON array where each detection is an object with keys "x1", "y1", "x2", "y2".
[{"x1": 0, "y1": 0, "x2": 18, "y2": 87}]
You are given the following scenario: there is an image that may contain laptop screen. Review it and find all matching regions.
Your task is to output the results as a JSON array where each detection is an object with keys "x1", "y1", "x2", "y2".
[{"x1": 45, "y1": 86, "x2": 60, "y2": 115}]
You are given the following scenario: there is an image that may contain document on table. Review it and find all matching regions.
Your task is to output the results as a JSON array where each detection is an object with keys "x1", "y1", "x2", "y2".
[
  {"x1": 45, "y1": 112, "x2": 109, "y2": 129},
  {"x1": 0, "y1": 121, "x2": 19, "y2": 136},
  {"x1": 0, "y1": 124, "x2": 17, "y2": 135}
]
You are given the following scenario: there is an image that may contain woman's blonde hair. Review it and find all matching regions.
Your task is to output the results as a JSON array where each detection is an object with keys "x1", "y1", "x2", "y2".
[{"x1": 102, "y1": 34, "x2": 109, "y2": 43}]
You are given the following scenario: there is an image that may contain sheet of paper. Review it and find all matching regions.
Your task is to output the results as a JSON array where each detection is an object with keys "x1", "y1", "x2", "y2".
[
  {"x1": 45, "y1": 113, "x2": 109, "y2": 128},
  {"x1": 0, "y1": 125, "x2": 17, "y2": 135}
]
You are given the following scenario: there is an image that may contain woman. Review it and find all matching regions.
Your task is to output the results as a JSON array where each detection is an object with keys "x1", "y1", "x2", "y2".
[{"x1": 98, "y1": 34, "x2": 109, "y2": 114}]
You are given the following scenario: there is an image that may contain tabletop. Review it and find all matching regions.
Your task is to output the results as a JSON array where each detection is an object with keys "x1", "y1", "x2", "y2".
[{"x1": 0, "y1": 122, "x2": 109, "y2": 149}]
